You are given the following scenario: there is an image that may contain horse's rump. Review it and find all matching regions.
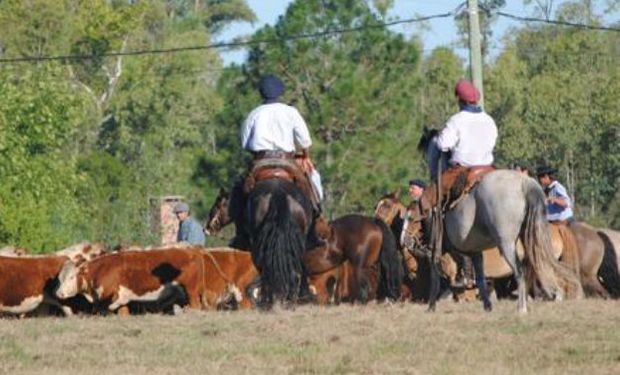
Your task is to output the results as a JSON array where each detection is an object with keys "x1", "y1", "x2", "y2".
[
  {"x1": 554, "y1": 224, "x2": 581, "y2": 279},
  {"x1": 597, "y1": 230, "x2": 620, "y2": 298}
]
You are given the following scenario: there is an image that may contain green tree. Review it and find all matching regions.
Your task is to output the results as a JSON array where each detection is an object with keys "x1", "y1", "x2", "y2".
[{"x1": 206, "y1": 0, "x2": 432, "y2": 217}]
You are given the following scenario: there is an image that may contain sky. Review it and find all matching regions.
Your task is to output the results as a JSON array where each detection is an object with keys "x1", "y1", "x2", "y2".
[
  {"x1": 215, "y1": 1, "x2": 619, "y2": 66},
  {"x1": 215, "y1": 0, "x2": 536, "y2": 66}
]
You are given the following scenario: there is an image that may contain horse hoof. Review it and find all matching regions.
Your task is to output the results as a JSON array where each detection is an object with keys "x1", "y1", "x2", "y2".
[{"x1": 483, "y1": 303, "x2": 492, "y2": 312}]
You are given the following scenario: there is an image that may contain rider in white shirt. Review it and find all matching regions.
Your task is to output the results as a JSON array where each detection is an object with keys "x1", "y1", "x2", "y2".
[
  {"x1": 228, "y1": 75, "x2": 324, "y2": 250},
  {"x1": 420, "y1": 79, "x2": 498, "y2": 212},
  {"x1": 241, "y1": 102, "x2": 312, "y2": 153},
  {"x1": 240, "y1": 74, "x2": 323, "y2": 199}
]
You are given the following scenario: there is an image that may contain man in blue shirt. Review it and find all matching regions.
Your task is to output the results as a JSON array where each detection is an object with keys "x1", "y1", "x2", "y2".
[
  {"x1": 174, "y1": 202, "x2": 206, "y2": 246},
  {"x1": 536, "y1": 166, "x2": 574, "y2": 223}
]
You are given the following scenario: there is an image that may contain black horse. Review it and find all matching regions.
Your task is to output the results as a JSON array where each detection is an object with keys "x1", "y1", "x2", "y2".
[{"x1": 245, "y1": 179, "x2": 315, "y2": 306}]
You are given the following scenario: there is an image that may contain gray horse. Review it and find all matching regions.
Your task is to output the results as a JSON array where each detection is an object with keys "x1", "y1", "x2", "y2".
[{"x1": 403, "y1": 129, "x2": 582, "y2": 313}]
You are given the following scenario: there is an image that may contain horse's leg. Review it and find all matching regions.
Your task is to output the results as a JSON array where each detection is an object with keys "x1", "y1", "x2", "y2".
[
  {"x1": 499, "y1": 240, "x2": 527, "y2": 313},
  {"x1": 472, "y1": 253, "x2": 492, "y2": 311},
  {"x1": 427, "y1": 258, "x2": 441, "y2": 312},
  {"x1": 354, "y1": 262, "x2": 370, "y2": 303}
]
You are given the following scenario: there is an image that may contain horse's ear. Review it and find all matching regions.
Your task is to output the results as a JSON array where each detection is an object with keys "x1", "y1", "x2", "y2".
[
  {"x1": 422, "y1": 125, "x2": 429, "y2": 135},
  {"x1": 219, "y1": 187, "x2": 228, "y2": 196},
  {"x1": 394, "y1": 187, "x2": 401, "y2": 199}
]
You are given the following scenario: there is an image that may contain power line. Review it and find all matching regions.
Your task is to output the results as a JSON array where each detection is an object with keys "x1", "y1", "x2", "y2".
[
  {"x1": 0, "y1": 8, "x2": 616, "y2": 65},
  {"x1": 0, "y1": 12, "x2": 454, "y2": 64},
  {"x1": 496, "y1": 11, "x2": 620, "y2": 32}
]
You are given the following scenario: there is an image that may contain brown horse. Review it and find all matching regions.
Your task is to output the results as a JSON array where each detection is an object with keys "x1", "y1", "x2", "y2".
[
  {"x1": 302, "y1": 214, "x2": 403, "y2": 304},
  {"x1": 206, "y1": 191, "x2": 402, "y2": 304},
  {"x1": 597, "y1": 228, "x2": 620, "y2": 297},
  {"x1": 568, "y1": 222, "x2": 613, "y2": 298},
  {"x1": 308, "y1": 261, "x2": 381, "y2": 304}
]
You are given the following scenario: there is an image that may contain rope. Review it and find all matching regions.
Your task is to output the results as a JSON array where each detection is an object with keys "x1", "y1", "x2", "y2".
[{"x1": 202, "y1": 250, "x2": 235, "y2": 286}]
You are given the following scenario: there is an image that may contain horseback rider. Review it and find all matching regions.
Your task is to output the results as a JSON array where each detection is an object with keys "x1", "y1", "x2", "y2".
[
  {"x1": 419, "y1": 79, "x2": 498, "y2": 213},
  {"x1": 536, "y1": 166, "x2": 574, "y2": 224},
  {"x1": 228, "y1": 74, "x2": 324, "y2": 250},
  {"x1": 418, "y1": 79, "x2": 498, "y2": 289}
]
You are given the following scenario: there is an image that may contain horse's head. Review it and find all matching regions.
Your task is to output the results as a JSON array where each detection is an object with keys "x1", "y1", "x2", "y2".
[
  {"x1": 417, "y1": 126, "x2": 439, "y2": 155},
  {"x1": 313, "y1": 215, "x2": 332, "y2": 240},
  {"x1": 205, "y1": 188, "x2": 231, "y2": 235},
  {"x1": 400, "y1": 201, "x2": 427, "y2": 253},
  {"x1": 374, "y1": 190, "x2": 407, "y2": 225}
]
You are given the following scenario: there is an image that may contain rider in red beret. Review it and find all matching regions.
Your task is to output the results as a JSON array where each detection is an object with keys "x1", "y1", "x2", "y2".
[{"x1": 420, "y1": 79, "x2": 497, "y2": 212}]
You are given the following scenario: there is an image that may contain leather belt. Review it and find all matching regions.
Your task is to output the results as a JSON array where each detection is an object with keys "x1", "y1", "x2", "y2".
[{"x1": 253, "y1": 150, "x2": 295, "y2": 160}]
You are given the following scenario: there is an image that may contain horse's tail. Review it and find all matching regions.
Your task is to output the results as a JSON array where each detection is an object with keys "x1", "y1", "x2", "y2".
[
  {"x1": 374, "y1": 218, "x2": 403, "y2": 301},
  {"x1": 556, "y1": 224, "x2": 581, "y2": 280},
  {"x1": 597, "y1": 231, "x2": 620, "y2": 298},
  {"x1": 521, "y1": 180, "x2": 583, "y2": 299},
  {"x1": 253, "y1": 191, "x2": 306, "y2": 302}
]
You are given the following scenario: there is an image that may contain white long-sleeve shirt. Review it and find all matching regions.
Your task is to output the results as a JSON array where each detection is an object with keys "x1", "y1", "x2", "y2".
[
  {"x1": 240, "y1": 103, "x2": 312, "y2": 152},
  {"x1": 436, "y1": 110, "x2": 498, "y2": 167}
]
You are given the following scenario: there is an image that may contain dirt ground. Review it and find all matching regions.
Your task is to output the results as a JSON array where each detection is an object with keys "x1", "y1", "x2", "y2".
[{"x1": 0, "y1": 299, "x2": 618, "y2": 375}]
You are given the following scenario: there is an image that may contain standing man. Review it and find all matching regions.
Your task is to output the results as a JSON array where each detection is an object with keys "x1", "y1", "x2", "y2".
[
  {"x1": 174, "y1": 202, "x2": 206, "y2": 246},
  {"x1": 536, "y1": 166, "x2": 574, "y2": 224}
]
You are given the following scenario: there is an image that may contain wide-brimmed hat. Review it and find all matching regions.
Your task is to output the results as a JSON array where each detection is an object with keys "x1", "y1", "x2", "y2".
[{"x1": 536, "y1": 166, "x2": 558, "y2": 177}]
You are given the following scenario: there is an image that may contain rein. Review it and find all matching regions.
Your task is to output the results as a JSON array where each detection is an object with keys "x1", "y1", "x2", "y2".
[{"x1": 430, "y1": 154, "x2": 445, "y2": 264}]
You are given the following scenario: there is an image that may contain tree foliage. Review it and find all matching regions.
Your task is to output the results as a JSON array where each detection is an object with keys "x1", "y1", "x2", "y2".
[{"x1": 0, "y1": 0, "x2": 617, "y2": 251}]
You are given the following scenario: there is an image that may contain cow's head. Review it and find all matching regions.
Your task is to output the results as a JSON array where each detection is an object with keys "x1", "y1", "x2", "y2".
[{"x1": 56, "y1": 261, "x2": 87, "y2": 300}]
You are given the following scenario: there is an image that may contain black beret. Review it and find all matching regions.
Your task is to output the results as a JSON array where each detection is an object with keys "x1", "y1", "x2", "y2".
[{"x1": 408, "y1": 179, "x2": 427, "y2": 188}]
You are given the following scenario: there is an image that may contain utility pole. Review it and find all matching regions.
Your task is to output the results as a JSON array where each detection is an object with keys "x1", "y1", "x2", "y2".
[{"x1": 467, "y1": 0, "x2": 484, "y2": 108}]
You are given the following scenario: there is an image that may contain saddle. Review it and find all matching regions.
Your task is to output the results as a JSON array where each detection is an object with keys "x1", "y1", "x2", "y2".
[
  {"x1": 444, "y1": 165, "x2": 496, "y2": 210},
  {"x1": 242, "y1": 158, "x2": 320, "y2": 209}
]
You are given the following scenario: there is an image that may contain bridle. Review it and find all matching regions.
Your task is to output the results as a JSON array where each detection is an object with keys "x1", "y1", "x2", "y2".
[{"x1": 401, "y1": 206, "x2": 431, "y2": 258}]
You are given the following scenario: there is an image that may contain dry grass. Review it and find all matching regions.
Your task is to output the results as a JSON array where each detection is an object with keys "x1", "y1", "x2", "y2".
[{"x1": 0, "y1": 299, "x2": 619, "y2": 375}]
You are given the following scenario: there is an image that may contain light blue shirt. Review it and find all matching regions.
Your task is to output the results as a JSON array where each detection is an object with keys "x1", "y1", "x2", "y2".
[
  {"x1": 546, "y1": 181, "x2": 573, "y2": 221},
  {"x1": 177, "y1": 216, "x2": 206, "y2": 245}
]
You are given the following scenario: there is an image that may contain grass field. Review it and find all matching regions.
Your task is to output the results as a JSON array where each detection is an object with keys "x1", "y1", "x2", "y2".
[{"x1": 0, "y1": 299, "x2": 618, "y2": 375}]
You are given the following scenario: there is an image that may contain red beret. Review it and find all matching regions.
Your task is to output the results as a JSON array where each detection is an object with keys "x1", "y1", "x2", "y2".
[{"x1": 454, "y1": 79, "x2": 480, "y2": 104}]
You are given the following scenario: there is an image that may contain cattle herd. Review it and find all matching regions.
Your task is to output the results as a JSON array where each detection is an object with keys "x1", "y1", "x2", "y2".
[
  {"x1": 0, "y1": 243, "x2": 260, "y2": 317},
  {"x1": 0, "y1": 224, "x2": 619, "y2": 318}
]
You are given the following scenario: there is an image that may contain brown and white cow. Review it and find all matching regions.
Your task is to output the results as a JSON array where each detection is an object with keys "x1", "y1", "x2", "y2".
[
  {"x1": 0, "y1": 246, "x2": 28, "y2": 257},
  {"x1": 0, "y1": 255, "x2": 74, "y2": 316},
  {"x1": 56, "y1": 248, "x2": 205, "y2": 314},
  {"x1": 54, "y1": 241, "x2": 106, "y2": 264},
  {"x1": 56, "y1": 247, "x2": 259, "y2": 314}
]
